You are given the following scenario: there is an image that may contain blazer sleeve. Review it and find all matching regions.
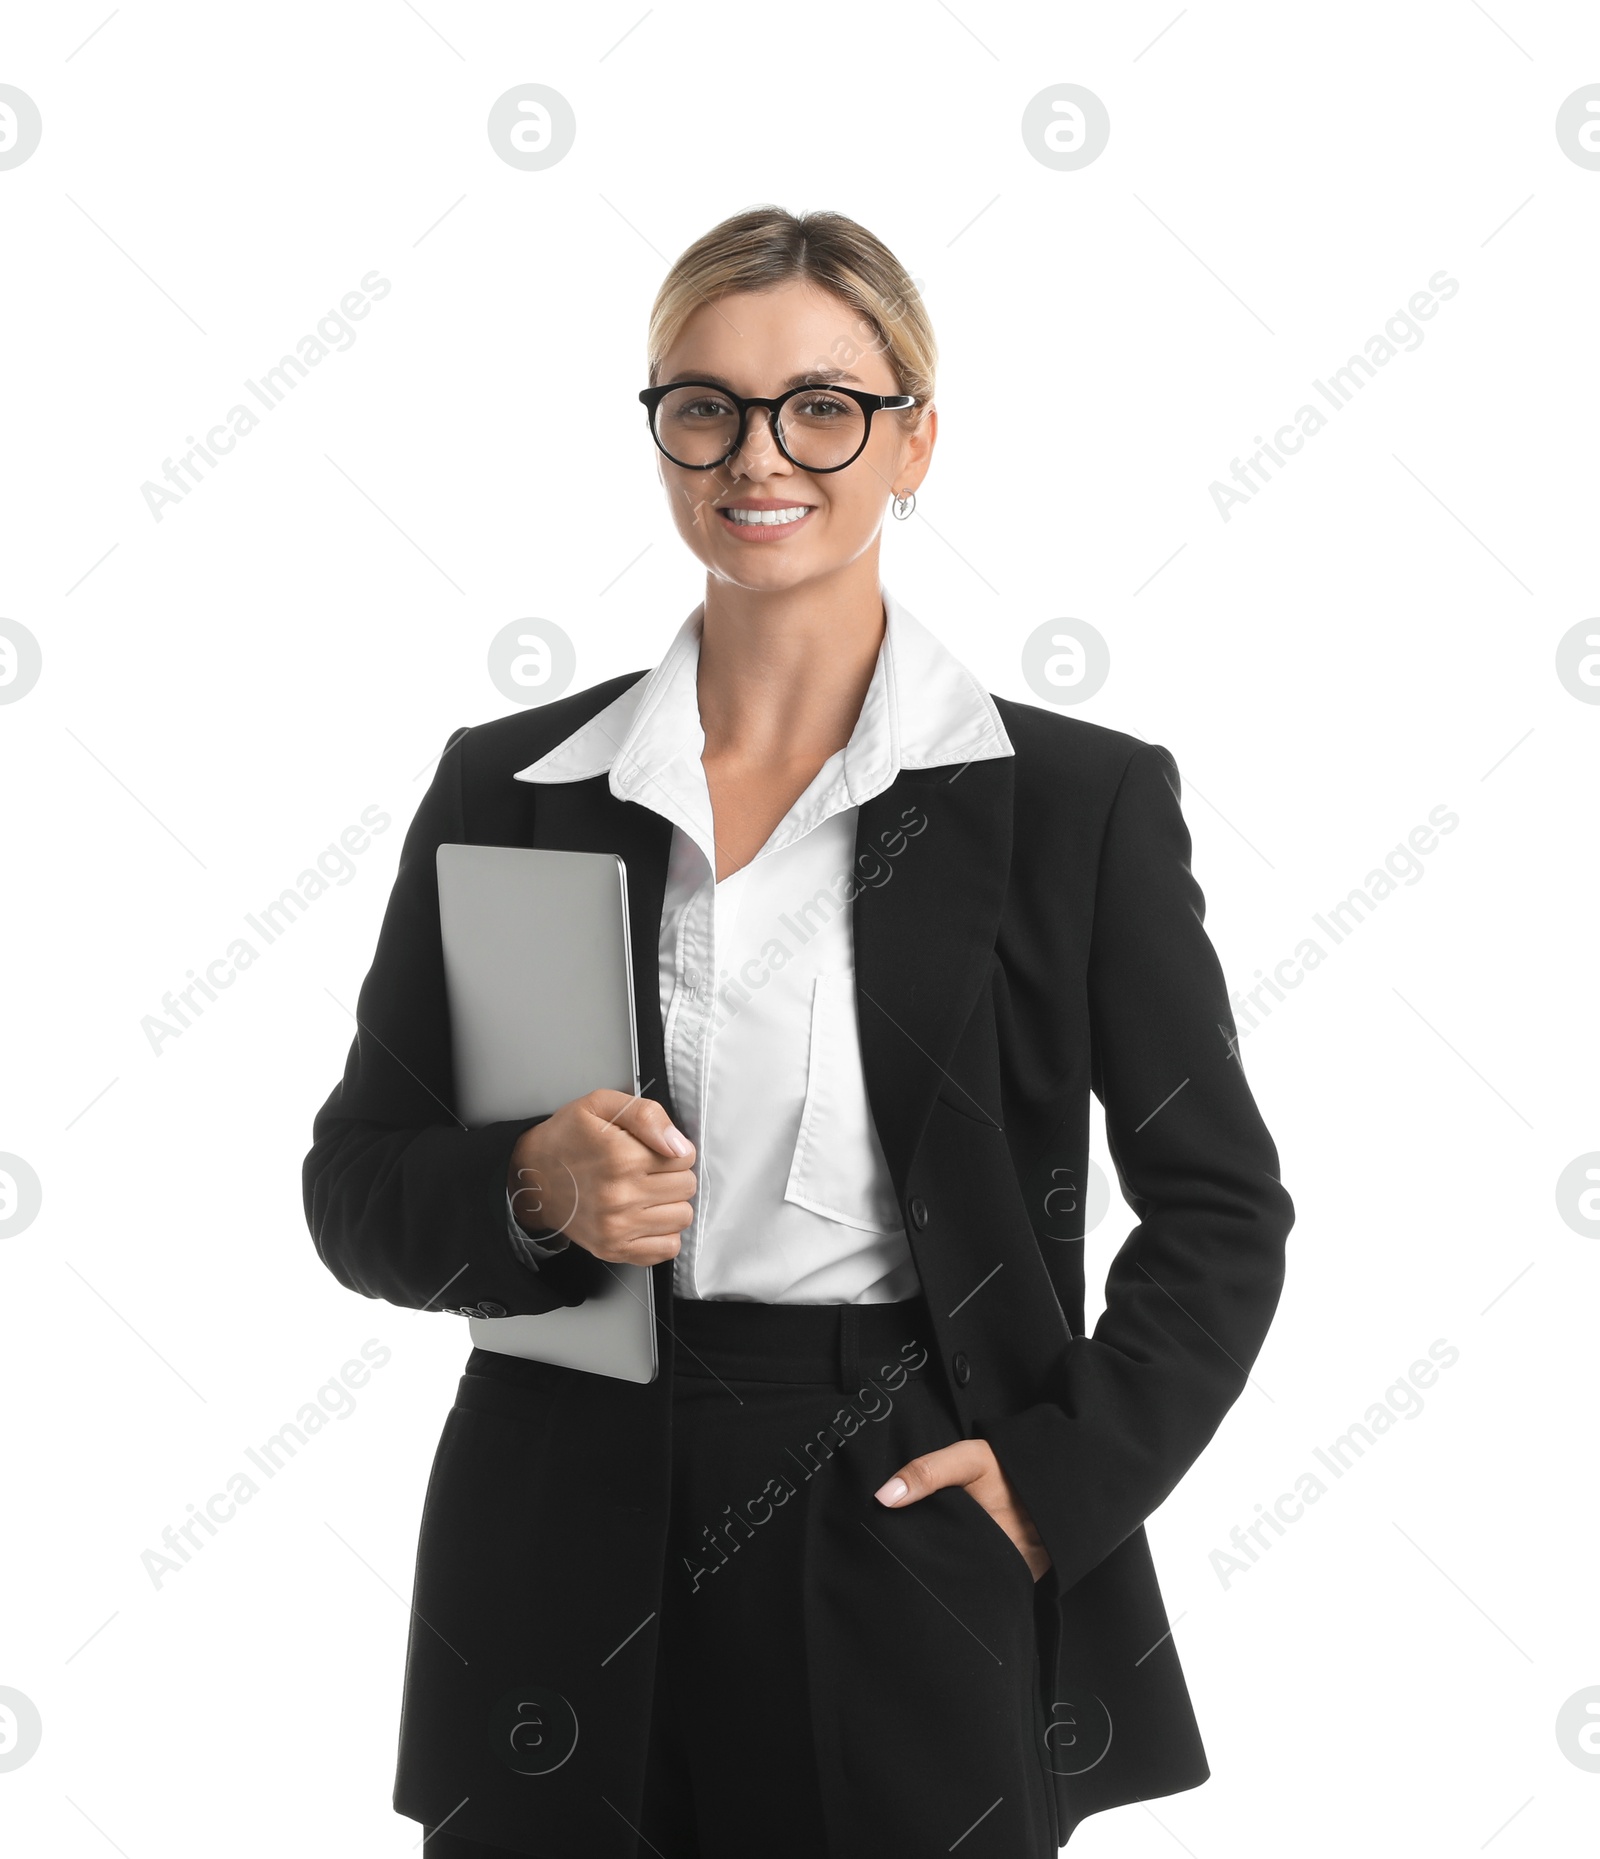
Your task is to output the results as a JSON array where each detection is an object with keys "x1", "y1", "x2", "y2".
[
  {"x1": 301, "y1": 726, "x2": 598, "y2": 1316},
  {"x1": 985, "y1": 740, "x2": 1294, "y2": 1595}
]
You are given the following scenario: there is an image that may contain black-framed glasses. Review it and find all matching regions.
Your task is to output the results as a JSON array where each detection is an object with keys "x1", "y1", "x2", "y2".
[{"x1": 638, "y1": 379, "x2": 915, "y2": 473}]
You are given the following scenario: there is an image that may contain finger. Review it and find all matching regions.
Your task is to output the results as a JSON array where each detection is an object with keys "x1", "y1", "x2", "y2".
[
  {"x1": 606, "y1": 1229, "x2": 685, "y2": 1267},
  {"x1": 635, "y1": 1146, "x2": 699, "y2": 1176},
  {"x1": 873, "y1": 1442, "x2": 981, "y2": 1507},
  {"x1": 607, "y1": 1094, "x2": 695, "y2": 1161},
  {"x1": 634, "y1": 1169, "x2": 697, "y2": 1206},
  {"x1": 592, "y1": 1198, "x2": 695, "y2": 1253},
  {"x1": 629, "y1": 1202, "x2": 695, "y2": 1239},
  {"x1": 592, "y1": 1172, "x2": 696, "y2": 1224}
]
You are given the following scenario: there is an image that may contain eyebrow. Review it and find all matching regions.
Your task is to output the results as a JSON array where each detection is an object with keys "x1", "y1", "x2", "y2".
[{"x1": 661, "y1": 367, "x2": 866, "y2": 391}]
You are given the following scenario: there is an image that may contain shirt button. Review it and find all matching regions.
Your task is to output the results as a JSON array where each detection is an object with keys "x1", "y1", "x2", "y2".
[
  {"x1": 952, "y1": 1352, "x2": 971, "y2": 1387},
  {"x1": 908, "y1": 1196, "x2": 929, "y2": 1230},
  {"x1": 476, "y1": 1301, "x2": 508, "y2": 1319}
]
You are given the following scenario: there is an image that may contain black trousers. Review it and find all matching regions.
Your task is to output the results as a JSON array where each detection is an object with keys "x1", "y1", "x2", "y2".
[{"x1": 421, "y1": 1291, "x2": 1059, "y2": 1858}]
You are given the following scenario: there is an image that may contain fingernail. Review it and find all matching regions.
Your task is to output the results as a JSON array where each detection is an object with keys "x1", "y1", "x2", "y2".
[
  {"x1": 875, "y1": 1477, "x2": 908, "y2": 1505},
  {"x1": 665, "y1": 1128, "x2": 692, "y2": 1156}
]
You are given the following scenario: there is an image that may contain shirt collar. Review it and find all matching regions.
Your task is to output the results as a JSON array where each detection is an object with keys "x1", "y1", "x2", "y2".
[{"x1": 512, "y1": 586, "x2": 1013, "y2": 853}]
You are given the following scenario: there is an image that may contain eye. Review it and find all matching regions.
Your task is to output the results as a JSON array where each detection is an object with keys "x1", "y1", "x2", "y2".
[
  {"x1": 792, "y1": 392, "x2": 851, "y2": 419},
  {"x1": 677, "y1": 395, "x2": 733, "y2": 419}
]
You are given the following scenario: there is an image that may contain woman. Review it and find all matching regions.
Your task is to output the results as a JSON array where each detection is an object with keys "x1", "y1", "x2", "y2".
[{"x1": 304, "y1": 206, "x2": 1294, "y2": 1859}]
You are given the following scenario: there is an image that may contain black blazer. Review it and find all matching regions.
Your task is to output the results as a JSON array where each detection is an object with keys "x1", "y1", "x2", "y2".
[{"x1": 303, "y1": 676, "x2": 1294, "y2": 1848}]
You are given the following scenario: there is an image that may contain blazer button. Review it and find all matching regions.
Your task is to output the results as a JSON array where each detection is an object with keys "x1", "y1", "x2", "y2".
[
  {"x1": 909, "y1": 1196, "x2": 929, "y2": 1230},
  {"x1": 952, "y1": 1352, "x2": 971, "y2": 1386},
  {"x1": 476, "y1": 1301, "x2": 508, "y2": 1319}
]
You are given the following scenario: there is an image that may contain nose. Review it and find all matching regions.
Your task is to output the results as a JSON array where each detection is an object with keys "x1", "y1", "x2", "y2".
[{"x1": 727, "y1": 405, "x2": 791, "y2": 481}]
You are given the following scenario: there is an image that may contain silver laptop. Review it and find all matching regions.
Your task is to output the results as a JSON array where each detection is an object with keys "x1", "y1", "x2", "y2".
[{"x1": 436, "y1": 843, "x2": 658, "y2": 1383}]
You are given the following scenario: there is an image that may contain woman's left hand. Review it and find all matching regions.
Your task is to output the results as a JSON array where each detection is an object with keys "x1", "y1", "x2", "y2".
[{"x1": 874, "y1": 1439, "x2": 1052, "y2": 1582}]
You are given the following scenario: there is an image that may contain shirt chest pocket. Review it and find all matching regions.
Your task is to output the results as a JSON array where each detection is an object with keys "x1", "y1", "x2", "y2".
[{"x1": 783, "y1": 972, "x2": 905, "y2": 1234}]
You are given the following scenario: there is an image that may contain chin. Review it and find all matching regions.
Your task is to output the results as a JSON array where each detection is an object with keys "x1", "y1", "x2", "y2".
[{"x1": 722, "y1": 554, "x2": 833, "y2": 592}]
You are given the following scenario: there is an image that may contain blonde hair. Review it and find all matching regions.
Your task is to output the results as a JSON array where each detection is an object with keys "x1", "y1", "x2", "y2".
[{"x1": 646, "y1": 206, "x2": 936, "y2": 425}]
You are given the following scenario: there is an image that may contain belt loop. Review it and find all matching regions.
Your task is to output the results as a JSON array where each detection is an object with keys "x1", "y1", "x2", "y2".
[{"x1": 839, "y1": 1305, "x2": 860, "y2": 1394}]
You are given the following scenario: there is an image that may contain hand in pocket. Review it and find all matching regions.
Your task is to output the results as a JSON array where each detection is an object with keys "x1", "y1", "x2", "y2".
[{"x1": 873, "y1": 1436, "x2": 1052, "y2": 1582}]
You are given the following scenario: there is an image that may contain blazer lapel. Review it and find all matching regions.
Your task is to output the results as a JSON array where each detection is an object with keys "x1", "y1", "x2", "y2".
[{"x1": 852, "y1": 755, "x2": 1015, "y2": 1192}]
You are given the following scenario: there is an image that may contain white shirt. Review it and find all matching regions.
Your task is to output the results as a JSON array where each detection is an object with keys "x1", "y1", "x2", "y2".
[{"x1": 507, "y1": 586, "x2": 1014, "y2": 1304}]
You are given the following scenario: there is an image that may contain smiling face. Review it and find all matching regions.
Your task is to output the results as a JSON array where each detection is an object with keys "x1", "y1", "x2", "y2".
[{"x1": 650, "y1": 277, "x2": 935, "y2": 598}]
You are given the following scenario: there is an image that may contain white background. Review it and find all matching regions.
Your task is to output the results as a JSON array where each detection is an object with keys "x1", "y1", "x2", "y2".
[{"x1": 2, "y1": 2, "x2": 1597, "y2": 1853}]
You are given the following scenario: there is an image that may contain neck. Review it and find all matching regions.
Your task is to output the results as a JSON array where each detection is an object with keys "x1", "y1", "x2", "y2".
[{"x1": 696, "y1": 553, "x2": 886, "y2": 765}]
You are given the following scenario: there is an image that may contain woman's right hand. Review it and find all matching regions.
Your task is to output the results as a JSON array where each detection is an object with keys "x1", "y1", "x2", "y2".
[{"x1": 505, "y1": 1091, "x2": 697, "y2": 1265}]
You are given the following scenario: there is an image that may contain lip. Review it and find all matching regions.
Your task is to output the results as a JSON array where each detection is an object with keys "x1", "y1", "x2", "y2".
[{"x1": 713, "y1": 498, "x2": 816, "y2": 541}]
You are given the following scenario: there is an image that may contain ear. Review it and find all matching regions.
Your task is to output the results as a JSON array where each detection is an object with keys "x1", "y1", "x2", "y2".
[{"x1": 896, "y1": 402, "x2": 938, "y2": 495}]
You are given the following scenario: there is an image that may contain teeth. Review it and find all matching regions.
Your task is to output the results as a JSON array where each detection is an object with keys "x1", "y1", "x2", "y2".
[{"x1": 723, "y1": 505, "x2": 810, "y2": 525}]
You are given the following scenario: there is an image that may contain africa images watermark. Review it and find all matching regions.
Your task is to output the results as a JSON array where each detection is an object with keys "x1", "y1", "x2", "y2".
[
  {"x1": 1209, "y1": 269, "x2": 1460, "y2": 521},
  {"x1": 140, "y1": 1339, "x2": 392, "y2": 1589},
  {"x1": 1210, "y1": 1337, "x2": 1461, "y2": 1588},
  {"x1": 680, "y1": 1336, "x2": 931, "y2": 1593},
  {"x1": 1228, "y1": 802, "x2": 1458, "y2": 1045},
  {"x1": 139, "y1": 269, "x2": 392, "y2": 521},
  {"x1": 691, "y1": 802, "x2": 930, "y2": 1031},
  {"x1": 141, "y1": 804, "x2": 391, "y2": 1055}
]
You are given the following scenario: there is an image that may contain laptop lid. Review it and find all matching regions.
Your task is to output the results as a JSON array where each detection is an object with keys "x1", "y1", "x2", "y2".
[{"x1": 436, "y1": 843, "x2": 657, "y2": 1383}]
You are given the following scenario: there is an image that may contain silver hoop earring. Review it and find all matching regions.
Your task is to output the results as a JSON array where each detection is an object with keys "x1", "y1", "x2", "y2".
[{"x1": 892, "y1": 490, "x2": 916, "y2": 520}]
